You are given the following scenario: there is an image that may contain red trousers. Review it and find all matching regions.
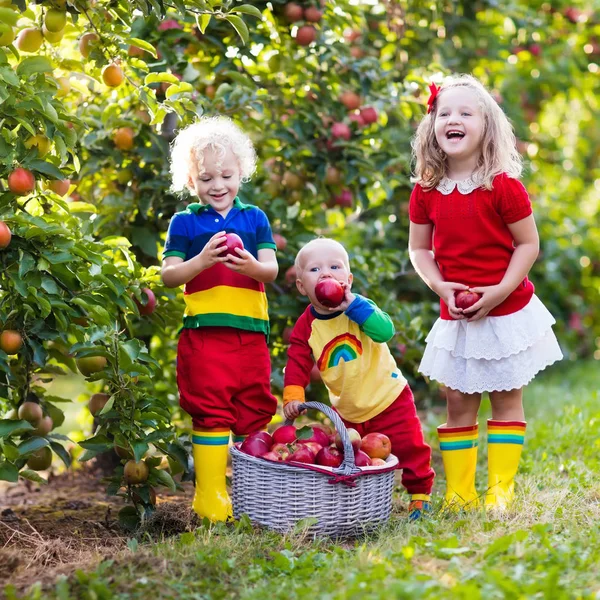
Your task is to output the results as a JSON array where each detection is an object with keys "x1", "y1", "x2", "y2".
[
  {"x1": 339, "y1": 385, "x2": 435, "y2": 495},
  {"x1": 177, "y1": 327, "x2": 277, "y2": 435}
]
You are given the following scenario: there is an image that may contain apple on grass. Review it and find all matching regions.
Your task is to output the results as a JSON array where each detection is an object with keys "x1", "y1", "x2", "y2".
[
  {"x1": 455, "y1": 290, "x2": 481, "y2": 310},
  {"x1": 315, "y1": 279, "x2": 345, "y2": 308}
]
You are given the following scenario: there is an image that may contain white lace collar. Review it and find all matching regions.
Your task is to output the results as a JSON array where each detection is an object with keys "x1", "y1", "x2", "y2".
[{"x1": 436, "y1": 175, "x2": 482, "y2": 195}]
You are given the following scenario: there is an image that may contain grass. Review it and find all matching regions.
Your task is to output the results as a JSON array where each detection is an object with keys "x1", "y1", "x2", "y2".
[{"x1": 8, "y1": 360, "x2": 600, "y2": 599}]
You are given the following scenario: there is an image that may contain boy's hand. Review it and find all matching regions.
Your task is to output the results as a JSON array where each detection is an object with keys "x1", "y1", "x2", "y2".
[
  {"x1": 223, "y1": 248, "x2": 260, "y2": 276},
  {"x1": 196, "y1": 231, "x2": 230, "y2": 270},
  {"x1": 283, "y1": 401, "x2": 304, "y2": 420}
]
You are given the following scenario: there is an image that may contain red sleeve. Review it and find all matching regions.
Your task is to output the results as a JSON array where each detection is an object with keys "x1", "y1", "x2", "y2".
[
  {"x1": 283, "y1": 308, "x2": 314, "y2": 404},
  {"x1": 494, "y1": 174, "x2": 533, "y2": 224},
  {"x1": 408, "y1": 184, "x2": 432, "y2": 224}
]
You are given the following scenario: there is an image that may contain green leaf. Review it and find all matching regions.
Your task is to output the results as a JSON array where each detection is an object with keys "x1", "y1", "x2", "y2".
[
  {"x1": 16, "y1": 56, "x2": 53, "y2": 78},
  {"x1": 68, "y1": 202, "x2": 97, "y2": 213},
  {"x1": 230, "y1": 4, "x2": 262, "y2": 18},
  {"x1": 154, "y1": 468, "x2": 176, "y2": 492},
  {"x1": 20, "y1": 469, "x2": 47, "y2": 484},
  {"x1": 0, "y1": 7, "x2": 20, "y2": 26},
  {"x1": 17, "y1": 437, "x2": 50, "y2": 456},
  {"x1": 49, "y1": 441, "x2": 71, "y2": 468},
  {"x1": 224, "y1": 15, "x2": 249, "y2": 45},
  {"x1": 144, "y1": 72, "x2": 182, "y2": 85},
  {"x1": 165, "y1": 82, "x2": 194, "y2": 99},
  {"x1": 126, "y1": 37, "x2": 157, "y2": 58},
  {"x1": 0, "y1": 65, "x2": 19, "y2": 86},
  {"x1": 28, "y1": 160, "x2": 66, "y2": 180},
  {"x1": 0, "y1": 419, "x2": 34, "y2": 439},
  {"x1": 0, "y1": 461, "x2": 19, "y2": 482},
  {"x1": 132, "y1": 441, "x2": 149, "y2": 462},
  {"x1": 197, "y1": 13, "x2": 211, "y2": 33}
]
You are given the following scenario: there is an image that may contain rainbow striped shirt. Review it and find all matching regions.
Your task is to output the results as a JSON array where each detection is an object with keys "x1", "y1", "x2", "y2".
[
  {"x1": 163, "y1": 198, "x2": 276, "y2": 336},
  {"x1": 283, "y1": 296, "x2": 408, "y2": 423}
]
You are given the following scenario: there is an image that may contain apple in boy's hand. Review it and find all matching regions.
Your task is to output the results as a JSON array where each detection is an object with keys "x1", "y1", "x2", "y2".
[
  {"x1": 455, "y1": 290, "x2": 481, "y2": 310},
  {"x1": 219, "y1": 233, "x2": 244, "y2": 259},
  {"x1": 315, "y1": 279, "x2": 345, "y2": 308}
]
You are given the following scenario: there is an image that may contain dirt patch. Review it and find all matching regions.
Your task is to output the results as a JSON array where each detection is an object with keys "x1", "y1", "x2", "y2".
[{"x1": 0, "y1": 465, "x2": 196, "y2": 593}]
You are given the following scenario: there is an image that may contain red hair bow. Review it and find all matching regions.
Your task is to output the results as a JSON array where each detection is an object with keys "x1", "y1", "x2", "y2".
[{"x1": 427, "y1": 82, "x2": 441, "y2": 114}]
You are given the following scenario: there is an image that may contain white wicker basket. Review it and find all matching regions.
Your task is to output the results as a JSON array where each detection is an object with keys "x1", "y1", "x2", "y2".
[{"x1": 230, "y1": 401, "x2": 398, "y2": 538}]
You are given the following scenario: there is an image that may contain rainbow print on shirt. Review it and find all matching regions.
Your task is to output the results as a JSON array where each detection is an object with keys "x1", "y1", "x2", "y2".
[{"x1": 317, "y1": 333, "x2": 363, "y2": 371}]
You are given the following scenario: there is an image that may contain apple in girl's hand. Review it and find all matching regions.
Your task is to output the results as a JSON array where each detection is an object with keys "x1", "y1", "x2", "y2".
[
  {"x1": 455, "y1": 290, "x2": 481, "y2": 310},
  {"x1": 219, "y1": 233, "x2": 244, "y2": 259},
  {"x1": 360, "y1": 432, "x2": 392, "y2": 460},
  {"x1": 315, "y1": 446, "x2": 343, "y2": 467},
  {"x1": 286, "y1": 445, "x2": 316, "y2": 464},
  {"x1": 353, "y1": 450, "x2": 372, "y2": 467},
  {"x1": 240, "y1": 437, "x2": 269, "y2": 457},
  {"x1": 271, "y1": 443, "x2": 291, "y2": 460},
  {"x1": 247, "y1": 431, "x2": 273, "y2": 449},
  {"x1": 272, "y1": 425, "x2": 297, "y2": 444},
  {"x1": 315, "y1": 279, "x2": 345, "y2": 308},
  {"x1": 335, "y1": 428, "x2": 362, "y2": 452}
]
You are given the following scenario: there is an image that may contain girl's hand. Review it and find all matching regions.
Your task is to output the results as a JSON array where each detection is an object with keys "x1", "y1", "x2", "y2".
[
  {"x1": 435, "y1": 281, "x2": 470, "y2": 320},
  {"x1": 463, "y1": 284, "x2": 510, "y2": 322},
  {"x1": 283, "y1": 401, "x2": 304, "y2": 420},
  {"x1": 224, "y1": 248, "x2": 259, "y2": 275},
  {"x1": 196, "y1": 231, "x2": 229, "y2": 270}
]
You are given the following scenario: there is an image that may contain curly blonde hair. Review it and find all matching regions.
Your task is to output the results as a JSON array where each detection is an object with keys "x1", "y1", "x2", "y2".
[
  {"x1": 170, "y1": 116, "x2": 257, "y2": 194},
  {"x1": 412, "y1": 74, "x2": 522, "y2": 191}
]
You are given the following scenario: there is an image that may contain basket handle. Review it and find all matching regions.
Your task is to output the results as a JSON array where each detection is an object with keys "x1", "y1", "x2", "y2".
[{"x1": 285, "y1": 401, "x2": 359, "y2": 476}]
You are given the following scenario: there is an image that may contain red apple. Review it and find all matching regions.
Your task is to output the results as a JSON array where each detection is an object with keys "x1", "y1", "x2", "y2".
[
  {"x1": 135, "y1": 287, "x2": 157, "y2": 316},
  {"x1": 360, "y1": 106, "x2": 378, "y2": 125},
  {"x1": 335, "y1": 428, "x2": 362, "y2": 453},
  {"x1": 296, "y1": 25, "x2": 316, "y2": 46},
  {"x1": 333, "y1": 189, "x2": 353, "y2": 208},
  {"x1": 339, "y1": 91, "x2": 361, "y2": 111},
  {"x1": 218, "y1": 233, "x2": 244, "y2": 260},
  {"x1": 8, "y1": 168, "x2": 36, "y2": 195},
  {"x1": 284, "y1": 265, "x2": 297, "y2": 286},
  {"x1": 455, "y1": 290, "x2": 482, "y2": 310},
  {"x1": 272, "y1": 424, "x2": 297, "y2": 445},
  {"x1": 304, "y1": 6, "x2": 323, "y2": 22},
  {"x1": 315, "y1": 279, "x2": 345, "y2": 308},
  {"x1": 348, "y1": 112, "x2": 366, "y2": 127},
  {"x1": 286, "y1": 445, "x2": 316, "y2": 464},
  {"x1": 271, "y1": 442, "x2": 292, "y2": 460},
  {"x1": 370, "y1": 457, "x2": 387, "y2": 466},
  {"x1": 330, "y1": 122, "x2": 351, "y2": 141},
  {"x1": 360, "y1": 432, "x2": 392, "y2": 460},
  {"x1": 283, "y1": 2, "x2": 304, "y2": 22},
  {"x1": 315, "y1": 446, "x2": 343, "y2": 467},
  {"x1": 312, "y1": 423, "x2": 333, "y2": 437},
  {"x1": 298, "y1": 441, "x2": 322, "y2": 456},
  {"x1": 273, "y1": 233, "x2": 287, "y2": 251},
  {"x1": 354, "y1": 450, "x2": 372, "y2": 467},
  {"x1": 298, "y1": 426, "x2": 330, "y2": 448},
  {"x1": 240, "y1": 436, "x2": 269, "y2": 457},
  {"x1": 262, "y1": 451, "x2": 285, "y2": 462},
  {"x1": 247, "y1": 430, "x2": 273, "y2": 449}
]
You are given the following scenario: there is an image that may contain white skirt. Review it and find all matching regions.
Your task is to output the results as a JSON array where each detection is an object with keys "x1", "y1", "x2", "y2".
[{"x1": 418, "y1": 295, "x2": 563, "y2": 394}]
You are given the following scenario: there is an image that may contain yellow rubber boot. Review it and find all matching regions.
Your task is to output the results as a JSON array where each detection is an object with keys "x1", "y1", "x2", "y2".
[
  {"x1": 485, "y1": 420, "x2": 526, "y2": 509},
  {"x1": 438, "y1": 424, "x2": 479, "y2": 510},
  {"x1": 191, "y1": 429, "x2": 232, "y2": 522}
]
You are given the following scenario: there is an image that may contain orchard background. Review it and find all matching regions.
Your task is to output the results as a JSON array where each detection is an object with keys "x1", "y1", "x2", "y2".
[{"x1": 0, "y1": 0, "x2": 599, "y2": 539}]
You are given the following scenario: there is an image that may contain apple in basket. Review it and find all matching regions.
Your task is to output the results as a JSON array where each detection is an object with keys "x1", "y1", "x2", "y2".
[
  {"x1": 299, "y1": 441, "x2": 323, "y2": 456},
  {"x1": 272, "y1": 424, "x2": 297, "y2": 444},
  {"x1": 360, "y1": 432, "x2": 392, "y2": 460},
  {"x1": 455, "y1": 289, "x2": 481, "y2": 310},
  {"x1": 335, "y1": 428, "x2": 362, "y2": 452},
  {"x1": 297, "y1": 425, "x2": 330, "y2": 447},
  {"x1": 286, "y1": 445, "x2": 316, "y2": 464},
  {"x1": 247, "y1": 430, "x2": 273, "y2": 449},
  {"x1": 240, "y1": 436, "x2": 270, "y2": 457},
  {"x1": 263, "y1": 451, "x2": 286, "y2": 462},
  {"x1": 271, "y1": 443, "x2": 292, "y2": 460},
  {"x1": 312, "y1": 422, "x2": 333, "y2": 437},
  {"x1": 370, "y1": 458, "x2": 387, "y2": 466},
  {"x1": 315, "y1": 446, "x2": 343, "y2": 467},
  {"x1": 354, "y1": 450, "x2": 372, "y2": 467}
]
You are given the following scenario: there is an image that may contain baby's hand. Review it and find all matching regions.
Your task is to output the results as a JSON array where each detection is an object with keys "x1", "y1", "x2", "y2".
[
  {"x1": 334, "y1": 285, "x2": 356, "y2": 313},
  {"x1": 283, "y1": 401, "x2": 304, "y2": 420},
  {"x1": 197, "y1": 231, "x2": 229, "y2": 270}
]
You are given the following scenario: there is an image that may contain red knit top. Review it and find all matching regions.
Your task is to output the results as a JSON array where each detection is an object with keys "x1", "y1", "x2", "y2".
[{"x1": 409, "y1": 173, "x2": 535, "y2": 320}]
